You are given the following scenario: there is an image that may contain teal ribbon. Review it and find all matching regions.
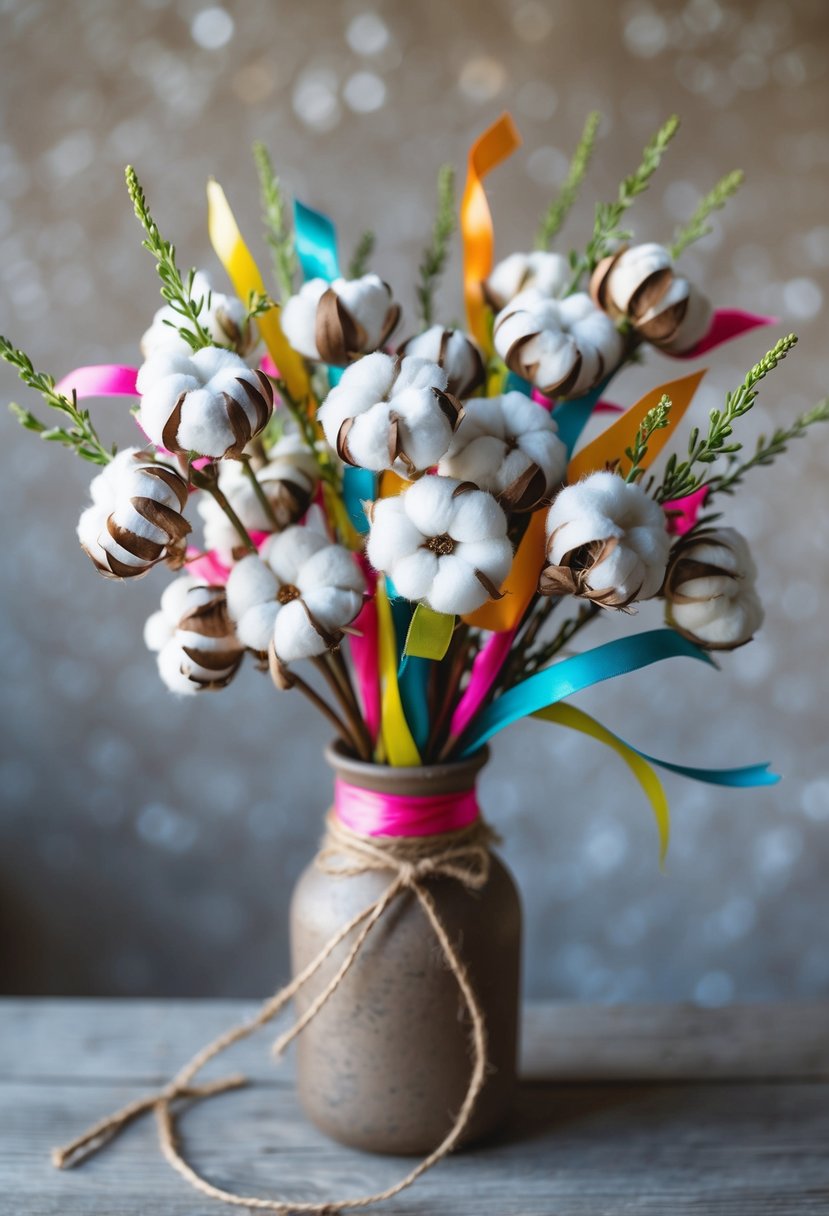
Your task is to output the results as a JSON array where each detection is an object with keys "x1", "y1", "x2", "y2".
[
  {"x1": 505, "y1": 371, "x2": 532, "y2": 396},
  {"x1": 293, "y1": 200, "x2": 340, "y2": 282},
  {"x1": 542, "y1": 710, "x2": 780, "y2": 788},
  {"x1": 459, "y1": 628, "x2": 715, "y2": 756},
  {"x1": 342, "y1": 467, "x2": 375, "y2": 534},
  {"x1": 552, "y1": 377, "x2": 610, "y2": 457},
  {"x1": 389, "y1": 595, "x2": 430, "y2": 749}
]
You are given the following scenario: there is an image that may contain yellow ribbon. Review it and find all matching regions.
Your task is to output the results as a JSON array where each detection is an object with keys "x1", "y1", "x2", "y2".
[
  {"x1": 463, "y1": 507, "x2": 546, "y2": 633},
  {"x1": 566, "y1": 369, "x2": 706, "y2": 483},
  {"x1": 534, "y1": 703, "x2": 670, "y2": 864},
  {"x1": 206, "y1": 179, "x2": 310, "y2": 403},
  {"x1": 462, "y1": 114, "x2": 522, "y2": 353},
  {"x1": 375, "y1": 580, "x2": 421, "y2": 766}
]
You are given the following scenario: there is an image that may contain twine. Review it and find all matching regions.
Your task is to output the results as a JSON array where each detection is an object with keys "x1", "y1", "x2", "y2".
[{"x1": 53, "y1": 815, "x2": 498, "y2": 1215}]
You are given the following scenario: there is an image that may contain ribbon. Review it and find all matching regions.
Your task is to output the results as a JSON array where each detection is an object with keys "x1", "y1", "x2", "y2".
[
  {"x1": 663, "y1": 485, "x2": 710, "y2": 536},
  {"x1": 55, "y1": 365, "x2": 139, "y2": 399},
  {"x1": 552, "y1": 379, "x2": 611, "y2": 458},
  {"x1": 449, "y1": 627, "x2": 516, "y2": 742},
  {"x1": 567, "y1": 369, "x2": 705, "y2": 483},
  {"x1": 459, "y1": 628, "x2": 714, "y2": 756},
  {"x1": 669, "y1": 309, "x2": 777, "y2": 360},
  {"x1": 349, "y1": 599, "x2": 381, "y2": 745},
  {"x1": 333, "y1": 778, "x2": 480, "y2": 839},
  {"x1": 404, "y1": 604, "x2": 455, "y2": 663},
  {"x1": 533, "y1": 703, "x2": 780, "y2": 862},
  {"x1": 389, "y1": 594, "x2": 431, "y2": 751},
  {"x1": 463, "y1": 507, "x2": 546, "y2": 632},
  {"x1": 293, "y1": 200, "x2": 341, "y2": 283},
  {"x1": 206, "y1": 179, "x2": 309, "y2": 402},
  {"x1": 461, "y1": 113, "x2": 522, "y2": 352},
  {"x1": 375, "y1": 580, "x2": 421, "y2": 766},
  {"x1": 534, "y1": 704, "x2": 671, "y2": 863},
  {"x1": 342, "y1": 467, "x2": 376, "y2": 534}
]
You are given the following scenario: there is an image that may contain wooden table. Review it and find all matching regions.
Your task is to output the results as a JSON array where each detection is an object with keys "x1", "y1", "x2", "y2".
[{"x1": 2, "y1": 999, "x2": 828, "y2": 1214}]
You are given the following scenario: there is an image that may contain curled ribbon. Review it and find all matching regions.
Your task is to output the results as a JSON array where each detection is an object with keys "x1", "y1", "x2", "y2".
[
  {"x1": 55, "y1": 365, "x2": 139, "y2": 399},
  {"x1": 206, "y1": 179, "x2": 309, "y2": 402},
  {"x1": 461, "y1": 113, "x2": 522, "y2": 353},
  {"x1": 459, "y1": 628, "x2": 714, "y2": 755}
]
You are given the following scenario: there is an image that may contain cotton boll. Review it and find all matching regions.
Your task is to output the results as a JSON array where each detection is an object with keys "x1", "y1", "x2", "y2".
[
  {"x1": 366, "y1": 475, "x2": 512, "y2": 614},
  {"x1": 318, "y1": 352, "x2": 459, "y2": 476},
  {"x1": 137, "y1": 346, "x2": 274, "y2": 459},
  {"x1": 78, "y1": 450, "x2": 190, "y2": 579},
  {"x1": 590, "y1": 243, "x2": 713, "y2": 354},
  {"x1": 398, "y1": 326, "x2": 485, "y2": 397},
  {"x1": 439, "y1": 392, "x2": 567, "y2": 510},
  {"x1": 280, "y1": 279, "x2": 329, "y2": 360},
  {"x1": 542, "y1": 471, "x2": 670, "y2": 608},
  {"x1": 281, "y1": 274, "x2": 400, "y2": 365},
  {"x1": 145, "y1": 575, "x2": 243, "y2": 693},
  {"x1": 484, "y1": 251, "x2": 570, "y2": 311},
  {"x1": 493, "y1": 291, "x2": 624, "y2": 397},
  {"x1": 665, "y1": 528, "x2": 764, "y2": 650},
  {"x1": 225, "y1": 525, "x2": 365, "y2": 662},
  {"x1": 140, "y1": 270, "x2": 260, "y2": 363}
]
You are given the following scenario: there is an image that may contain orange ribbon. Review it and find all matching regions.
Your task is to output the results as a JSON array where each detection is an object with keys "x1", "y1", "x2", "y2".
[
  {"x1": 462, "y1": 507, "x2": 546, "y2": 632},
  {"x1": 566, "y1": 369, "x2": 706, "y2": 483},
  {"x1": 461, "y1": 113, "x2": 522, "y2": 353}
]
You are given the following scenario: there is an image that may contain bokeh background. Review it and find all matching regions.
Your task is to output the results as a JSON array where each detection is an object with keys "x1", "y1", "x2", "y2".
[{"x1": 1, "y1": 0, "x2": 827, "y2": 1002}]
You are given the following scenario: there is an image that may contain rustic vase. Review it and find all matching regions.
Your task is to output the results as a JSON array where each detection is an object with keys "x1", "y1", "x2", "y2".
[{"x1": 289, "y1": 742, "x2": 522, "y2": 1156}]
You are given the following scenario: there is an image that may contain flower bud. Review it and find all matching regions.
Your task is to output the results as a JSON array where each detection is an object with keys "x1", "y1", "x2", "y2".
[
  {"x1": 590, "y1": 243, "x2": 712, "y2": 354},
  {"x1": 398, "y1": 326, "x2": 485, "y2": 397}
]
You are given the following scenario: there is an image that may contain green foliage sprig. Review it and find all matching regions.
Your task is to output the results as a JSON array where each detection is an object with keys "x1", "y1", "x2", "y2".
[
  {"x1": 1, "y1": 337, "x2": 114, "y2": 465},
  {"x1": 416, "y1": 165, "x2": 456, "y2": 328},
  {"x1": 625, "y1": 395, "x2": 672, "y2": 483},
  {"x1": 253, "y1": 142, "x2": 297, "y2": 303},
  {"x1": 348, "y1": 231, "x2": 376, "y2": 279},
  {"x1": 567, "y1": 114, "x2": 680, "y2": 293},
  {"x1": 125, "y1": 166, "x2": 213, "y2": 351},
  {"x1": 705, "y1": 398, "x2": 829, "y2": 499},
  {"x1": 670, "y1": 169, "x2": 744, "y2": 260},
  {"x1": 536, "y1": 111, "x2": 601, "y2": 250},
  {"x1": 655, "y1": 334, "x2": 798, "y2": 502}
]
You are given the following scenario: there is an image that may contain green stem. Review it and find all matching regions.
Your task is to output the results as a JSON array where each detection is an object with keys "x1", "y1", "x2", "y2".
[{"x1": 240, "y1": 455, "x2": 280, "y2": 529}]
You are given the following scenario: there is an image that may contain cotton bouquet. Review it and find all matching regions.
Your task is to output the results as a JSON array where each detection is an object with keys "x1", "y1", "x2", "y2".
[{"x1": 4, "y1": 112, "x2": 827, "y2": 849}]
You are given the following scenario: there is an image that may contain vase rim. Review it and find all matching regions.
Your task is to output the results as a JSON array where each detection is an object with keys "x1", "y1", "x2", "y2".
[{"x1": 325, "y1": 739, "x2": 489, "y2": 798}]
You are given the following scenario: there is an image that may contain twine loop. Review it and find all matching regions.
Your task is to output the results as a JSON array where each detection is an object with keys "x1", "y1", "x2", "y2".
[{"x1": 52, "y1": 815, "x2": 498, "y2": 1215}]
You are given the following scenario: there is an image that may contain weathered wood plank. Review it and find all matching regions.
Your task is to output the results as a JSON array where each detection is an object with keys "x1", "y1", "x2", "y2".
[
  {"x1": 2, "y1": 1077, "x2": 829, "y2": 1215},
  {"x1": 2, "y1": 999, "x2": 828, "y2": 1083}
]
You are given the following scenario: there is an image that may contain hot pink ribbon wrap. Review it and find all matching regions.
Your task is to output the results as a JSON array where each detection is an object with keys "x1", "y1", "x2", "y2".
[{"x1": 334, "y1": 778, "x2": 479, "y2": 838}]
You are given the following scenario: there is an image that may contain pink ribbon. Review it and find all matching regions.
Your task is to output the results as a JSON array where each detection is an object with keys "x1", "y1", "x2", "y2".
[
  {"x1": 185, "y1": 533, "x2": 272, "y2": 584},
  {"x1": 55, "y1": 364, "x2": 139, "y2": 399},
  {"x1": 449, "y1": 627, "x2": 516, "y2": 742},
  {"x1": 334, "y1": 778, "x2": 479, "y2": 838},
  {"x1": 531, "y1": 387, "x2": 622, "y2": 416},
  {"x1": 662, "y1": 485, "x2": 710, "y2": 536},
  {"x1": 347, "y1": 557, "x2": 381, "y2": 742},
  {"x1": 669, "y1": 309, "x2": 776, "y2": 360}
]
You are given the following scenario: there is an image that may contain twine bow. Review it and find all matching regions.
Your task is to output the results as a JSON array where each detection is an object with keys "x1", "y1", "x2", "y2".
[{"x1": 53, "y1": 816, "x2": 497, "y2": 1215}]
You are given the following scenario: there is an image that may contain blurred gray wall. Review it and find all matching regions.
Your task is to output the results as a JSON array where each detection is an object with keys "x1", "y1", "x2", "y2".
[{"x1": 1, "y1": 0, "x2": 827, "y2": 1002}]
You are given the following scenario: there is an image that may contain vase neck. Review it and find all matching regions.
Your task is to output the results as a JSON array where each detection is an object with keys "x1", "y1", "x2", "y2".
[
  {"x1": 333, "y1": 778, "x2": 480, "y2": 839},
  {"x1": 325, "y1": 742, "x2": 489, "y2": 840}
]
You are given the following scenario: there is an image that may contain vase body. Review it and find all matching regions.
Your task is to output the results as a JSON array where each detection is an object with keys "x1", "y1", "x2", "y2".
[{"x1": 289, "y1": 745, "x2": 522, "y2": 1155}]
